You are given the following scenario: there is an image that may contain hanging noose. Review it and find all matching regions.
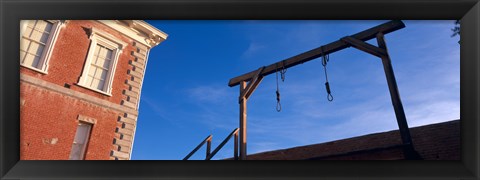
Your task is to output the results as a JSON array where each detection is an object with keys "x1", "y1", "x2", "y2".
[
  {"x1": 321, "y1": 46, "x2": 334, "y2": 102},
  {"x1": 280, "y1": 60, "x2": 287, "y2": 82},
  {"x1": 275, "y1": 61, "x2": 288, "y2": 112},
  {"x1": 275, "y1": 63, "x2": 282, "y2": 112}
]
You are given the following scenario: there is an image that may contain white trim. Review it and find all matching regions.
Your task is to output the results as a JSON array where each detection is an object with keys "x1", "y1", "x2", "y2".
[
  {"x1": 97, "y1": 20, "x2": 167, "y2": 48},
  {"x1": 77, "y1": 114, "x2": 97, "y2": 124},
  {"x1": 20, "y1": 20, "x2": 65, "y2": 74},
  {"x1": 136, "y1": 48, "x2": 150, "y2": 110},
  {"x1": 129, "y1": 49, "x2": 149, "y2": 160},
  {"x1": 131, "y1": 20, "x2": 168, "y2": 40},
  {"x1": 90, "y1": 27, "x2": 127, "y2": 48},
  {"x1": 77, "y1": 27, "x2": 127, "y2": 96},
  {"x1": 20, "y1": 20, "x2": 28, "y2": 39}
]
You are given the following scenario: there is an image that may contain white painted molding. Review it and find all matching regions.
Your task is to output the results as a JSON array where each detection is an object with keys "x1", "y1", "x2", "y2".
[
  {"x1": 78, "y1": 27, "x2": 127, "y2": 96},
  {"x1": 97, "y1": 20, "x2": 168, "y2": 48}
]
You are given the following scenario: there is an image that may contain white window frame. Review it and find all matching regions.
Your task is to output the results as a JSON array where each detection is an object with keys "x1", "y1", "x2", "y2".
[
  {"x1": 77, "y1": 27, "x2": 127, "y2": 96},
  {"x1": 20, "y1": 20, "x2": 65, "y2": 74}
]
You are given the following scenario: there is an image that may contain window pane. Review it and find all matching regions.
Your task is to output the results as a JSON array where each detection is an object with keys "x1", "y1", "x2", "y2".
[
  {"x1": 100, "y1": 69, "x2": 107, "y2": 79},
  {"x1": 94, "y1": 68, "x2": 104, "y2": 79},
  {"x1": 103, "y1": 60, "x2": 111, "y2": 69},
  {"x1": 70, "y1": 144, "x2": 83, "y2": 160},
  {"x1": 20, "y1": 51, "x2": 27, "y2": 63},
  {"x1": 27, "y1": 20, "x2": 36, "y2": 27},
  {"x1": 19, "y1": 20, "x2": 55, "y2": 71},
  {"x1": 23, "y1": 26, "x2": 34, "y2": 38},
  {"x1": 86, "y1": 76, "x2": 94, "y2": 87},
  {"x1": 20, "y1": 39, "x2": 30, "y2": 52},
  {"x1": 98, "y1": 46, "x2": 107, "y2": 58},
  {"x1": 95, "y1": 58, "x2": 106, "y2": 68},
  {"x1": 33, "y1": 44, "x2": 45, "y2": 56},
  {"x1": 40, "y1": 31, "x2": 50, "y2": 44},
  {"x1": 23, "y1": 54, "x2": 36, "y2": 67},
  {"x1": 35, "y1": 20, "x2": 48, "y2": 31},
  {"x1": 23, "y1": 20, "x2": 36, "y2": 37},
  {"x1": 21, "y1": 41, "x2": 45, "y2": 69},
  {"x1": 73, "y1": 124, "x2": 90, "y2": 144},
  {"x1": 91, "y1": 78, "x2": 100, "y2": 90},
  {"x1": 97, "y1": 80, "x2": 105, "y2": 90},
  {"x1": 69, "y1": 122, "x2": 92, "y2": 160},
  {"x1": 88, "y1": 66, "x2": 96, "y2": 77},
  {"x1": 31, "y1": 55, "x2": 41, "y2": 68},
  {"x1": 86, "y1": 44, "x2": 112, "y2": 92},
  {"x1": 93, "y1": 46, "x2": 101, "y2": 64},
  {"x1": 27, "y1": 42, "x2": 40, "y2": 55},
  {"x1": 105, "y1": 49, "x2": 113, "y2": 60},
  {"x1": 43, "y1": 21, "x2": 53, "y2": 33},
  {"x1": 30, "y1": 30, "x2": 45, "y2": 43}
]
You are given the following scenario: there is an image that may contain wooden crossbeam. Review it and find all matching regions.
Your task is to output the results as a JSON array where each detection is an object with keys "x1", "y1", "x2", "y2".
[
  {"x1": 239, "y1": 66, "x2": 265, "y2": 102},
  {"x1": 340, "y1": 36, "x2": 387, "y2": 58},
  {"x1": 228, "y1": 20, "x2": 405, "y2": 87}
]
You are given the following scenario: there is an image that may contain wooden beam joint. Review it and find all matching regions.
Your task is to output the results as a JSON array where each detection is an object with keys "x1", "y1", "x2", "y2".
[
  {"x1": 340, "y1": 36, "x2": 387, "y2": 58},
  {"x1": 239, "y1": 66, "x2": 265, "y2": 103}
]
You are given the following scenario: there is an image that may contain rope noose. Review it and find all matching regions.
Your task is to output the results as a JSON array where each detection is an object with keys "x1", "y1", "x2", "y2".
[
  {"x1": 275, "y1": 63, "x2": 282, "y2": 112},
  {"x1": 275, "y1": 61, "x2": 288, "y2": 112},
  {"x1": 321, "y1": 46, "x2": 334, "y2": 102}
]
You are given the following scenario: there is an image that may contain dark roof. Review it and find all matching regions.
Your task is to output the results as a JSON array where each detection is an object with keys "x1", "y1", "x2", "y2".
[{"x1": 230, "y1": 119, "x2": 460, "y2": 160}]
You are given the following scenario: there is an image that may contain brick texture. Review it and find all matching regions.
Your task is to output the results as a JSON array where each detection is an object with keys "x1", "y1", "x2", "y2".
[
  {"x1": 20, "y1": 83, "x2": 117, "y2": 160},
  {"x1": 20, "y1": 20, "x2": 136, "y2": 105},
  {"x1": 19, "y1": 20, "x2": 155, "y2": 160}
]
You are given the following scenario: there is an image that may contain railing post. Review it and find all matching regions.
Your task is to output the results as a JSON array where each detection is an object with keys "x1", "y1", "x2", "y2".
[
  {"x1": 206, "y1": 138, "x2": 211, "y2": 159},
  {"x1": 183, "y1": 135, "x2": 212, "y2": 160},
  {"x1": 206, "y1": 128, "x2": 239, "y2": 160},
  {"x1": 234, "y1": 131, "x2": 239, "y2": 160}
]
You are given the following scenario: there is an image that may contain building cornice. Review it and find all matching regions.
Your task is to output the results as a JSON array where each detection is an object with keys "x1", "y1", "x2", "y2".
[{"x1": 97, "y1": 20, "x2": 168, "y2": 49}]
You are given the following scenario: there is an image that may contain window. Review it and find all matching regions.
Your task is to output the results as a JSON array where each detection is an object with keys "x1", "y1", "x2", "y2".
[
  {"x1": 69, "y1": 122, "x2": 92, "y2": 160},
  {"x1": 20, "y1": 20, "x2": 64, "y2": 73},
  {"x1": 78, "y1": 27, "x2": 126, "y2": 96}
]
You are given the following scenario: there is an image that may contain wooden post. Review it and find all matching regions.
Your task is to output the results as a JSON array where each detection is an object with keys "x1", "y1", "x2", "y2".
[
  {"x1": 206, "y1": 138, "x2": 211, "y2": 159},
  {"x1": 234, "y1": 132, "x2": 239, "y2": 160},
  {"x1": 376, "y1": 33, "x2": 418, "y2": 159},
  {"x1": 239, "y1": 81, "x2": 247, "y2": 160}
]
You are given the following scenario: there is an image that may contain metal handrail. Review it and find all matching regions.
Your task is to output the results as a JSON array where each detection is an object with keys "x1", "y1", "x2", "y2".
[
  {"x1": 183, "y1": 135, "x2": 212, "y2": 160},
  {"x1": 183, "y1": 128, "x2": 239, "y2": 160},
  {"x1": 206, "y1": 128, "x2": 239, "y2": 160}
]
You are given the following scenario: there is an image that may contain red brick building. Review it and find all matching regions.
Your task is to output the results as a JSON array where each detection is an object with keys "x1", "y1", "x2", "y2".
[{"x1": 19, "y1": 20, "x2": 167, "y2": 160}]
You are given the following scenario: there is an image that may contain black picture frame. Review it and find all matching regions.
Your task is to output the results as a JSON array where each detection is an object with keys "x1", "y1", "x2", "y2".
[{"x1": 1, "y1": 0, "x2": 479, "y2": 179}]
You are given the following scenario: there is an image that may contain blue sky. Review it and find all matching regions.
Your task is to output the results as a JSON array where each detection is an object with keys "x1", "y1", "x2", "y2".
[{"x1": 131, "y1": 20, "x2": 460, "y2": 160}]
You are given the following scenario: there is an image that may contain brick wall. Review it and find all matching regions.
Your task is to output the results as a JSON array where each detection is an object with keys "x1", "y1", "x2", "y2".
[
  {"x1": 20, "y1": 20, "x2": 136, "y2": 104},
  {"x1": 19, "y1": 20, "x2": 162, "y2": 160},
  {"x1": 241, "y1": 120, "x2": 460, "y2": 160},
  {"x1": 20, "y1": 82, "x2": 118, "y2": 160}
]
